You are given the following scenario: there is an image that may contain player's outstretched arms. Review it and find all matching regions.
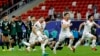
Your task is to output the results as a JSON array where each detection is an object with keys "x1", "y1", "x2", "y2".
[
  {"x1": 78, "y1": 22, "x2": 85, "y2": 32},
  {"x1": 94, "y1": 23, "x2": 100, "y2": 28}
]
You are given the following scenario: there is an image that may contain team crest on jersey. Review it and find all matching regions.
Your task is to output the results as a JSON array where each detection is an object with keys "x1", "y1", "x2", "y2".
[
  {"x1": 18, "y1": 22, "x2": 22, "y2": 25},
  {"x1": 13, "y1": 24, "x2": 16, "y2": 27},
  {"x1": 4, "y1": 22, "x2": 8, "y2": 26}
]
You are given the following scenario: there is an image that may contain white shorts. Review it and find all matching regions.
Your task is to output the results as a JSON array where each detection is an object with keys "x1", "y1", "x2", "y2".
[
  {"x1": 29, "y1": 32, "x2": 42, "y2": 44},
  {"x1": 37, "y1": 31, "x2": 48, "y2": 40},
  {"x1": 81, "y1": 32, "x2": 94, "y2": 40},
  {"x1": 58, "y1": 32, "x2": 73, "y2": 42},
  {"x1": 29, "y1": 32, "x2": 37, "y2": 44}
]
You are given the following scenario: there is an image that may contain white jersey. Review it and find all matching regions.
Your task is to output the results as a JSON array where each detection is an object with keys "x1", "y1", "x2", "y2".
[
  {"x1": 83, "y1": 20, "x2": 96, "y2": 33},
  {"x1": 34, "y1": 21, "x2": 46, "y2": 31},
  {"x1": 29, "y1": 21, "x2": 46, "y2": 43},
  {"x1": 60, "y1": 19, "x2": 71, "y2": 33},
  {"x1": 59, "y1": 19, "x2": 73, "y2": 41}
]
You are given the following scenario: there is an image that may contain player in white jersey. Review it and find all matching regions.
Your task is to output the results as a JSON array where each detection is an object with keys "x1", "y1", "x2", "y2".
[
  {"x1": 72, "y1": 15, "x2": 100, "y2": 52},
  {"x1": 53, "y1": 13, "x2": 74, "y2": 54},
  {"x1": 22, "y1": 16, "x2": 37, "y2": 50},
  {"x1": 26, "y1": 16, "x2": 48, "y2": 55}
]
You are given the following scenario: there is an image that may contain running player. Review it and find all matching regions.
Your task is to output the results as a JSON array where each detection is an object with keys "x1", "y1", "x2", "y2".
[
  {"x1": 22, "y1": 16, "x2": 37, "y2": 50},
  {"x1": 73, "y1": 15, "x2": 100, "y2": 52},
  {"x1": 53, "y1": 13, "x2": 74, "y2": 54},
  {"x1": 24, "y1": 16, "x2": 48, "y2": 56}
]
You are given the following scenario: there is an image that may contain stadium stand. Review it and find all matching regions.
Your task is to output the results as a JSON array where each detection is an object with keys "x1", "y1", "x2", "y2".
[
  {"x1": 0, "y1": 0, "x2": 8, "y2": 7},
  {"x1": 21, "y1": 0, "x2": 100, "y2": 20}
]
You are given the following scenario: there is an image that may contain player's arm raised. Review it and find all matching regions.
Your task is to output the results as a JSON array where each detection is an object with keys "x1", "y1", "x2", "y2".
[
  {"x1": 40, "y1": 22, "x2": 46, "y2": 34},
  {"x1": 94, "y1": 23, "x2": 100, "y2": 28},
  {"x1": 78, "y1": 22, "x2": 85, "y2": 32}
]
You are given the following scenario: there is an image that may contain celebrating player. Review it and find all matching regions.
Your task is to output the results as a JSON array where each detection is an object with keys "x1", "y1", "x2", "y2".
[
  {"x1": 23, "y1": 16, "x2": 48, "y2": 56},
  {"x1": 22, "y1": 16, "x2": 37, "y2": 50},
  {"x1": 73, "y1": 15, "x2": 100, "y2": 52},
  {"x1": 53, "y1": 13, "x2": 74, "y2": 54}
]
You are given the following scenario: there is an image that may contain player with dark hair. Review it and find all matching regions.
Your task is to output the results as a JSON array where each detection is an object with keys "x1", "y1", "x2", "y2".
[
  {"x1": 16, "y1": 16, "x2": 24, "y2": 50},
  {"x1": 22, "y1": 16, "x2": 37, "y2": 50},
  {"x1": 53, "y1": 13, "x2": 74, "y2": 54},
  {"x1": 9, "y1": 16, "x2": 17, "y2": 51},
  {"x1": 1, "y1": 15, "x2": 10, "y2": 51},
  {"x1": 28, "y1": 16, "x2": 48, "y2": 55},
  {"x1": 73, "y1": 15, "x2": 100, "y2": 52}
]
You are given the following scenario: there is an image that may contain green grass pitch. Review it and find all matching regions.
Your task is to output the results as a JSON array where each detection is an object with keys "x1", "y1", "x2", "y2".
[{"x1": 0, "y1": 46, "x2": 100, "y2": 56}]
